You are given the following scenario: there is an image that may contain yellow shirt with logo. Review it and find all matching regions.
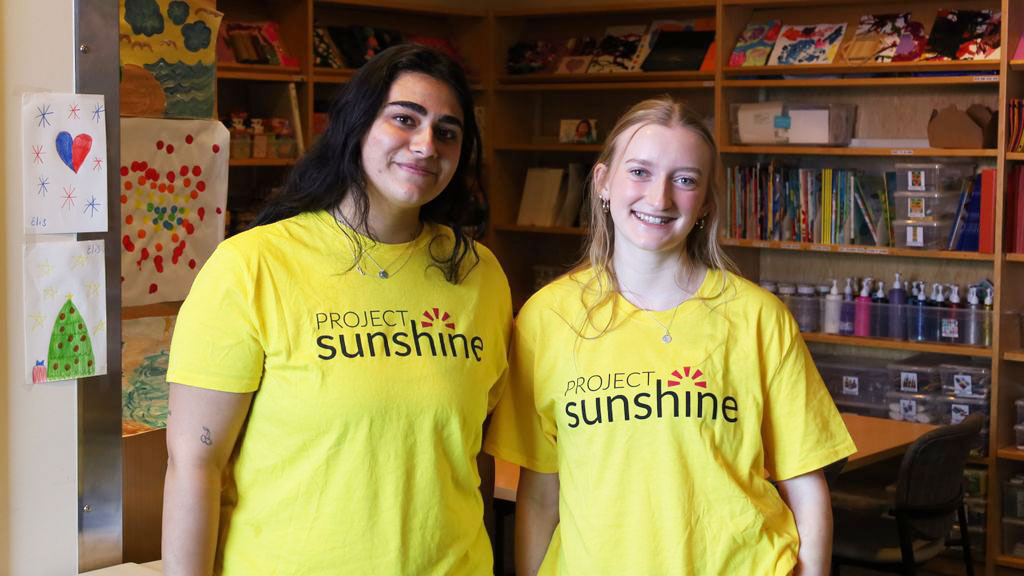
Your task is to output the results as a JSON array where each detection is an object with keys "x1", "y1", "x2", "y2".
[
  {"x1": 485, "y1": 268, "x2": 855, "y2": 576},
  {"x1": 167, "y1": 210, "x2": 512, "y2": 576}
]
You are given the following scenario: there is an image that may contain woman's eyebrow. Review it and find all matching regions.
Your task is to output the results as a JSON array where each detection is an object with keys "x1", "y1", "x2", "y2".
[{"x1": 385, "y1": 100, "x2": 464, "y2": 129}]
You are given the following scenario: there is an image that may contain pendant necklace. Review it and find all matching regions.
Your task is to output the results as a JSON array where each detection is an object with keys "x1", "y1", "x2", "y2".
[
  {"x1": 356, "y1": 236, "x2": 420, "y2": 279},
  {"x1": 649, "y1": 304, "x2": 680, "y2": 344}
]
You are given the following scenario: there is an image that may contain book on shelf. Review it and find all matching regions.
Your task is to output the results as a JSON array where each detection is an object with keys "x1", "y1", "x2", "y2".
[
  {"x1": 218, "y1": 21, "x2": 299, "y2": 67},
  {"x1": 1009, "y1": 165, "x2": 1024, "y2": 253},
  {"x1": 517, "y1": 168, "x2": 565, "y2": 227},
  {"x1": 639, "y1": 19, "x2": 715, "y2": 72},
  {"x1": 287, "y1": 83, "x2": 305, "y2": 156},
  {"x1": 891, "y1": 19, "x2": 927, "y2": 62},
  {"x1": 841, "y1": 13, "x2": 910, "y2": 64},
  {"x1": 724, "y1": 163, "x2": 878, "y2": 245},
  {"x1": 587, "y1": 26, "x2": 647, "y2": 73},
  {"x1": 921, "y1": 10, "x2": 1000, "y2": 61},
  {"x1": 956, "y1": 174, "x2": 982, "y2": 252},
  {"x1": 555, "y1": 163, "x2": 587, "y2": 228},
  {"x1": 729, "y1": 21, "x2": 781, "y2": 67},
  {"x1": 979, "y1": 168, "x2": 996, "y2": 254},
  {"x1": 768, "y1": 23, "x2": 846, "y2": 66},
  {"x1": 946, "y1": 176, "x2": 974, "y2": 250},
  {"x1": 313, "y1": 26, "x2": 345, "y2": 69}
]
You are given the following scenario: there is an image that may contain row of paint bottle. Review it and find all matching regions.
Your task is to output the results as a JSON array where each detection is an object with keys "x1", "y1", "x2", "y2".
[{"x1": 765, "y1": 274, "x2": 992, "y2": 347}]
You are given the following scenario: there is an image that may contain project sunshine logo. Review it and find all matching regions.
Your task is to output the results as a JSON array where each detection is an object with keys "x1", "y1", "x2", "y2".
[
  {"x1": 313, "y1": 307, "x2": 484, "y2": 362},
  {"x1": 564, "y1": 366, "x2": 739, "y2": 428}
]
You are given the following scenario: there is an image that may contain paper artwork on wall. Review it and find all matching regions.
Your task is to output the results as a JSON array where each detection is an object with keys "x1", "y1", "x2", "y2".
[
  {"x1": 768, "y1": 23, "x2": 847, "y2": 66},
  {"x1": 22, "y1": 92, "x2": 108, "y2": 235},
  {"x1": 122, "y1": 315, "x2": 176, "y2": 436},
  {"x1": 119, "y1": 0, "x2": 223, "y2": 118},
  {"x1": 24, "y1": 239, "x2": 108, "y2": 384},
  {"x1": 120, "y1": 117, "x2": 228, "y2": 306}
]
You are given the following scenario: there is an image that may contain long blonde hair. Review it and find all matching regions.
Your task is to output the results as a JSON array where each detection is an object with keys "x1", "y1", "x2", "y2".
[{"x1": 572, "y1": 96, "x2": 736, "y2": 336}]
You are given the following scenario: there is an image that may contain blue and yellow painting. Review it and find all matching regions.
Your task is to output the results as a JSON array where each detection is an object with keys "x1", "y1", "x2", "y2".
[
  {"x1": 122, "y1": 315, "x2": 175, "y2": 436},
  {"x1": 120, "y1": 0, "x2": 222, "y2": 119}
]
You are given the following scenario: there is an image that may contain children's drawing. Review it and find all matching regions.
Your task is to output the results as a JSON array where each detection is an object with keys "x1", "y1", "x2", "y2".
[
  {"x1": 922, "y1": 10, "x2": 1000, "y2": 61},
  {"x1": 849, "y1": 14, "x2": 910, "y2": 63},
  {"x1": 729, "y1": 20, "x2": 782, "y2": 67},
  {"x1": 24, "y1": 239, "x2": 108, "y2": 384},
  {"x1": 768, "y1": 23, "x2": 847, "y2": 66},
  {"x1": 891, "y1": 20, "x2": 928, "y2": 62},
  {"x1": 120, "y1": 117, "x2": 228, "y2": 306},
  {"x1": 22, "y1": 92, "x2": 108, "y2": 234},
  {"x1": 120, "y1": 0, "x2": 223, "y2": 118},
  {"x1": 122, "y1": 315, "x2": 176, "y2": 436}
]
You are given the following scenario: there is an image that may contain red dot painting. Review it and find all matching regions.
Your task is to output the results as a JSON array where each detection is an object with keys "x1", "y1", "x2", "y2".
[{"x1": 120, "y1": 127, "x2": 224, "y2": 302}]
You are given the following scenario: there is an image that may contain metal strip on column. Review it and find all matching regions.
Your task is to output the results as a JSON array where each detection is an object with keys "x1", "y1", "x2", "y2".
[{"x1": 75, "y1": 0, "x2": 123, "y2": 571}]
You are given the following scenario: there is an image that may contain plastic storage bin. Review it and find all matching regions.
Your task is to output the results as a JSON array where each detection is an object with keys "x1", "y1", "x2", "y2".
[
  {"x1": 885, "y1": 390, "x2": 941, "y2": 423},
  {"x1": 892, "y1": 218, "x2": 954, "y2": 249},
  {"x1": 936, "y1": 395, "x2": 989, "y2": 424},
  {"x1": 816, "y1": 356, "x2": 889, "y2": 416},
  {"x1": 886, "y1": 355, "x2": 943, "y2": 393},
  {"x1": 940, "y1": 362, "x2": 991, "y2": 398},
  {"x1": 894, "y1": 162, "x2": 974, "y2": 193},
  {"x1": 894, "y1": 190, "x2": 961, "y2": 220}
]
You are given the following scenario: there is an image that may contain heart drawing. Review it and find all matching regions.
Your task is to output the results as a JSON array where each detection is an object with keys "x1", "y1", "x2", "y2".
[{"x1": 56, "y1": 131, "x2": 92, "y2": 173}]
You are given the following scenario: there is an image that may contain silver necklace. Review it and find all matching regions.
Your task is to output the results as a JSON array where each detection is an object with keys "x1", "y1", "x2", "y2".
[
  {"x1": 357, "y1": 239, "x2": 419, "y2": 279},
  {"x1": 649, "y1": 305, "x2": 680, "y2": 344}
]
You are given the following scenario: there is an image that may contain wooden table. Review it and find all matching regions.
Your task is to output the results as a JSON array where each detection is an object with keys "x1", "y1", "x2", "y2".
[{"x1": 493, "y1": 412, "x2": 937, "y2": 502}]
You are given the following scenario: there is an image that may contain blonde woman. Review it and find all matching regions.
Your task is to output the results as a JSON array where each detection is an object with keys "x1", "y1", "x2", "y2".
[{"x1": 485, "y1": 97, "x2": 854, "y2": 575}]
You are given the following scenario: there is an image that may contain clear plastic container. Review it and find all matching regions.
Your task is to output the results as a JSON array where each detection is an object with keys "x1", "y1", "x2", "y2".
[
  {"x1": 792, "y1": 284, "x2": 820, "y2": 333},
  {"x1": 939, "y1": 362, "x2": 991, "y2": 399},
  {"x1": 816, "y1": 356, "x2": 889, "y2": 409},
  {"x1": 885, "y1": 390, "x2": 941, "y2": 424},
  {"x1": 892, "y1": 218, "x2": 954, "y2": 249},
  {"x1": 964, "y1": 467, "x2": 987, "y2": 498},
  {"x1": 894, "y1": 162, "x2": 975, "y2": 193},
  {"x1": 1006, "y1": 476, "x2": 1024, "y2": 519},
  {"x1": 936, "y1": 394, "x2": 989, "y2": 423},
  {"x1": 886, "y1": 355, "x2": 943, "y2": 393},
  {"x1": 894, "y1": 190, "x2": 962, "y2": 220}
]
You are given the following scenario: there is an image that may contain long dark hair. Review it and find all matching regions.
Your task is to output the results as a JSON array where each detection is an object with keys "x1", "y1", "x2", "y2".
[{"x1": 253, "y1": 44, "x2": 486, "y2": 283}]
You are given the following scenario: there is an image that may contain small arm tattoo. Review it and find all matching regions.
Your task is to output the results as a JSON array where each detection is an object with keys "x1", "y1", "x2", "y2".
[{"x1": 200, "y1": 426, "x2": 213, "y2": 446}]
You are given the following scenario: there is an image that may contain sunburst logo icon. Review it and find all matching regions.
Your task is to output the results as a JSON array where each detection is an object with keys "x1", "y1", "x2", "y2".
[
  {"x1": 421, "y1": 307, "x2": 455, "y2": 330},
  {"x1": 667, "y1": 366, "x2": 706, "y2": 388}
]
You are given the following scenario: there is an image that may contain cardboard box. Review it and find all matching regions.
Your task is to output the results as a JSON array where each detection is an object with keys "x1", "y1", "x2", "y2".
[
  {"x1": 732, "y1": 101, "x2": 856, "y2": 146},
  {"x1": 927, "y1": 104, "x2": 997, "y2": 149}
]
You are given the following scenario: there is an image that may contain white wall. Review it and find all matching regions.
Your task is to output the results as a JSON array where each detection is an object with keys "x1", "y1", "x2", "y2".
[{"x1": 0, "y1": 0, "x2": 79, "y2": 575}]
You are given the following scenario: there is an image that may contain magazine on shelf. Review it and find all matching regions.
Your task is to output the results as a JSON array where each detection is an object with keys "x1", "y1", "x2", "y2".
[{"x1": 729, "y1": 20, "x2": 782, "y2": 67}]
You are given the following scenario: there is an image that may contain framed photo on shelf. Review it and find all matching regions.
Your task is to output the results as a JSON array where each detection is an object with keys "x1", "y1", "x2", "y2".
[{"x1": 559, "y1": 119, "x2": 598, "y2": 144}]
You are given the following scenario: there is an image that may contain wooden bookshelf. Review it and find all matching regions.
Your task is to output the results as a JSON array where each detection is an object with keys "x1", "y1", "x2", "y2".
[
  {"x1": 315, "y1": 0, "x2": 484, "y2": 17},
  {"x1": 801, "y1": 332, "x2": 992, "y2": 357},
  {"x1": 1009, "y1": 152, "x2": 1024, "y2": 161},
  {"x1": 720, "y1": 145, "x2": 998, "y2": 157},
  {"x1": 312, "y1": 68, "x2": 357, "y2": 84},
  {"x1": 1009, "y1": 254, "x2": 1024, "y2": 263},
  {"x1": 497, "y1": 71, "x2": 713, "y2": 84},
  {"x1": 494, "y1": 143, "x2": 604, "y2": 153},
  {"x1": 496, "y1": 80, "x2": 715, "y2": 92},
  {"x1": 722, "y1": 61, "x2": 999, "y2": 77},
  {"x1": 495, "y1": 225, "x2": 588, "y2": 236},
  {"x1": 999, "y1": 447, "x2": 1024, "y2": 461},
  {"x1": 1012, "y1": 59, "x2": 1024, "y2": 72},
  {"x1": 228, "y1": 158, "x2": 297, "y2": 167},
  {"x1": 1006, "y1": 351, "x2": 1024, "y2": 363},
  {"x1": 122, "y1": 301, "x2": 182, "y2": 320},
  {"x1": 216, "y1": 63, "x2": 303, "y2": 82},
  {"x1": 721, "y1": 75, "x2": 999, "y2": 88},
  {"x1": 997, "y1": 555, "x2": 1024, "y2": 570},
  {"x1": 720, "y1": 238, "x2": 995, "y2": 261},
  {"x1": 493, "y1": 1, "x2": 716, "y2": 17}
]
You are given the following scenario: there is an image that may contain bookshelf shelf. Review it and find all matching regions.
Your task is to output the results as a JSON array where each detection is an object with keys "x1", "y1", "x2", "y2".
[
  {"x1": 801, "y1": 332, "x2": 992, "y2": 357},
  {"x1": 719, "y1": 238, "x2": 995, "y2": 261},
  {"x1": 1006, "y1": 351, "x2": 1024, "y2": 363},
  {"x1": 216, "y1": 63, "x2": 304, "y2": 82},
  {"x1": 496, "y1": 80, "x2": 714, "y2": 92},
  {"x1": 312, "y1": 68, "x2": 357, "y2": 84},
  {"x1": 1008, "y1": 152, "x2": 1024, "y2": 161},
  {"x1": 723, "y1": 61, "x2": 998, "y2": 77},
  {"x1": 493, "y1": 1, "x2": 715, "y2": 17},
  {"x1": 1000, "y1": 448, "x2": 1024, "y2": 461},
  {"x1": 1011, "y1": 60, "x2": 1024, "y2": 72},
  {"x1": 314, "y1": 0, "x2": 484, "y2": 17},
  {"x1": 1009, "y1": 253, "x2": 1024, "y2": 263},
  {"x1": 228, "y1": 158, "x2": 297, "y2": 167},
  {"x1": 721, "y1": 75, "x2": 999, "y2": 88},
  {"x1": 495, "y1": 224, "x2": 588, "y2": 236},
  {"x1": 720, "y1": 145, "x2": 997, "y2": 158},
  {"x1": 497, "y1": 71, "x2": 713, "y2": 85},
  {"x1": 495, "y1": 143, "x2": 603, "y2": 153},
  {"x1": 122, "y1": 301, "x2": 183, "y2": 321},
  {"x1": 997, "y1": 555, "x2": 1024, "y2": 570}
]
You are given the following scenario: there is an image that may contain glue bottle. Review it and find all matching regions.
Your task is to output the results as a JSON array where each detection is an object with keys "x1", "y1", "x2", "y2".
[
  {"x1": 854, "y1": 277, "x2": 872, "y2": 337},
  {"x1": 943, "y1": 284, "x2": 962, "y2": 344},
  {"x1": 964, "y1": 286, "x2": 983, "y2": 347},
  {"x1": 907, "y1": 282, "x2": 928, "y2": 342},
  {"x1": 839, "y1": 277, "x2": 856, "y2": 336},
  {"x1": 824, "y1": 279, "x2": 842, "y2": 334},
  {"x1": 888, "y1": 272, "x2": 908, "y2": 341},
  {"x1": 926, "y1": 283, "x2": 945, "y2": 342},
  {"x1": 983, "y1": 287, "x2": 993, "y2": 347},
  {"x1": 872, "y1": 280, "x2": 889, "y2": 338}
]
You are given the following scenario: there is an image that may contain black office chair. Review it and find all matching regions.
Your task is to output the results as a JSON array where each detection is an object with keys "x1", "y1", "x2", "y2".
[{"x1": 831, "y1": 412, "x2": 984, "y2": 576}]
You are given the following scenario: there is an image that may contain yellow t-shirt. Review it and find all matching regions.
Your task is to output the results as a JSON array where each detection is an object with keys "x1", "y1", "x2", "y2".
[
  {"x1": 167, "y1": 210, "x2": 512, "y2": 576},
  {"x1": 484, "y1": 268, "x2": 855, "y2": 576}
]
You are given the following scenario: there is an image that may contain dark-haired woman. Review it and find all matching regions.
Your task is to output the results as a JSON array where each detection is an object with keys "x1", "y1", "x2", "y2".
[{"x1": 162, "y1": 45, "x2": 511, "y2": 575}]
